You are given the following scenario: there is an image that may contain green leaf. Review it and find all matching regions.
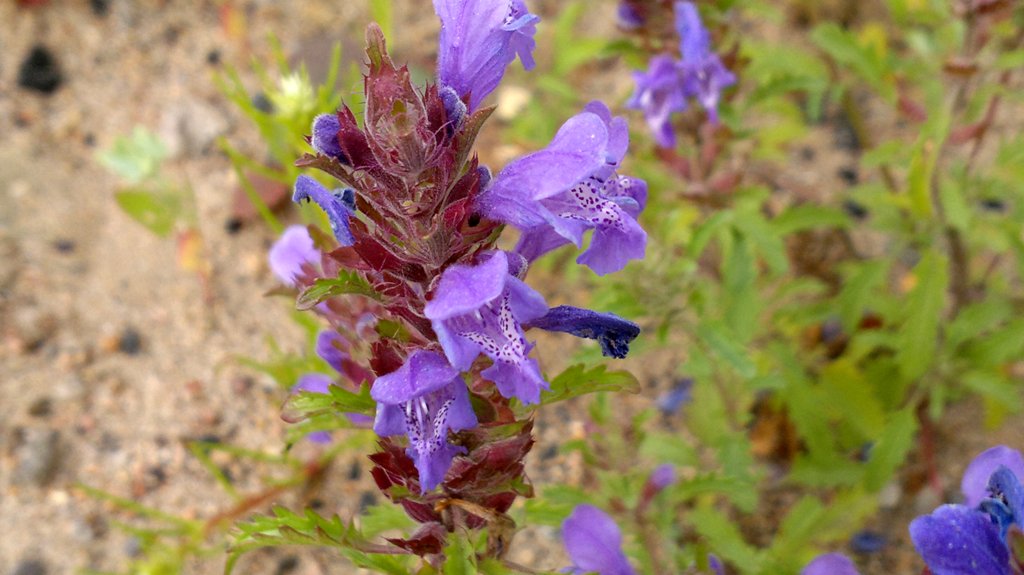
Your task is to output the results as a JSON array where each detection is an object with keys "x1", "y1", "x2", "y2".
[
  {"x1": 837, "y1": 260, "x2": 888, "y2": 333},
  {"x1": 97, "y1": 126, "x2": 168, "y2": 183},
  {"x1": 443, "y1": 536, "x2": 475, "y2": 575},
  {"x1": 114, "y1": 190, "x2": 182, "y2": 237},
  {"x1": 359, "y1": 503, "x2": 415, "y2": 538},
  {"x1": 810, "y1": 23, "x2": 891, "y2": 98},
  {"x1": 770, "y1": 204, "x2": 850, "y2": 235},
  {"x1": 696, "y1": 320, "x2": 757, "y2": 379},
  {"x1": 863, "y1": 409, "x2": 917, "y2": 492},
  {"x1": 537, "y1": 364, "x2": 640, "y2": 406},
  {"x1": 691, "y1": 505, "x2": 762, "y2": 572},
  {"x1": 281, "y1": 382, "x2": 375, "y2": 424},
  {"x1": 897, "y1": 251, "x2": 948, "y2": 382},
  {"x1": 819, "y1": 360, "x2": 886, "y2": 439},
  {"x1": 296, "y1": 270, "x2": 381, "y2": 310}
]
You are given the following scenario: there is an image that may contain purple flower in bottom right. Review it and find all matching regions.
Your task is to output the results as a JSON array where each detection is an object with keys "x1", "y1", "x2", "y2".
[
  {"x1": 910, "y1": 445, "x2": 1024, "y2": 575},
  {"x1": 562, "y1": 505, "x2": 636, "y2": 575}
]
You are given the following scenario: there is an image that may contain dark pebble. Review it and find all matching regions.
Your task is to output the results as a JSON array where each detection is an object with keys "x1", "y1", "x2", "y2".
[
  {"x1": 850, "y1": 530, "x2": 886, "y2": 553},
  {"x1": 197, "y1": 434, "x2": 221, "y2": 445},
  {"x1": 358, "y1": 491, "x2": 377, "y2": 513},
  {"x1": 832, "y1": 115, "x2": 861, "y2": 152},
  {"x1": 310, "y1": 498, "x2": 325, "y2": 510},
  {"x1": 12, "y1": 429, "x2": 61, "y2": 486},
  {"x1": 348, "y1": 460, "x2": 362, "y2": 481},
  {"x1": 117, "y1": 327, "x2": 142, "y2": 355},
  {"x1": 89, "y1": 0, "x2": 109, "y2": 16},
  {"x1": 11, "y1": 559, "x2": 47, "y2": 575},
  {"x1": 224, "y1": 217, "x2": 243, "y2": 234},
  {"x1": 275, "y1": 556, "x2": 300, "y2": 575},
  {"x1": 83, "y1": 133, "x2": 96, "y2": 147},
  {"x1": 17, "y1": 46, "x2": 63, "y2": 95},
  {"x1": 28, "y1": 397, "x2": 52, "y2": 417},
  {"x1": 981, "y1": 198, "x2": 1007, "y2": 212},
  {"x1": 53, "y1": 239, "x2": 75, "y2": 253},
  {"x1": 838, "y1": 166, "x2": 859, "y2": 185},
  {"x1": 252, "y1": 93, "x2": 275, "y2": 114},
  {"x1": 540, "y1": 445, "x2": 558, "y2": 461},
  {"x1": 843, "y1": 200, "x2": 869, "y2": 220},
  {"x1": 206, "y1": 50, "x2": 221, "y2": 66},
  {"x1": 799, "y1": 147, "x2": 815, "y2": 162},
  {"x1": 148, "y1": 466, "x2": 167, "y2": 486}
]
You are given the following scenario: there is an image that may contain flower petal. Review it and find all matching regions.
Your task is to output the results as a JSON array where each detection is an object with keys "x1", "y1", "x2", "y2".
[
  {"x1": 268, "y1": 225, "x2": 318, "y2": 285},
  {"x1": 910, "y1": 504, "x2": 1011, "y2": 575},
  {"x1": 963, "y1": 446, "x2": 1024, "y2": 507},
  {"x1": 562, "y1": 505, "x2": 636, "y2": 575},
  {"x1": 801, "y1": 553, "x2": 860, "y2": 575}
]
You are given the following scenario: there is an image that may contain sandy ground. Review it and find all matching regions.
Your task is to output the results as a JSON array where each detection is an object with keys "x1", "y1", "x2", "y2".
[{"x1": 1, "y1": 1, "x2": 1021, "y2": 575}]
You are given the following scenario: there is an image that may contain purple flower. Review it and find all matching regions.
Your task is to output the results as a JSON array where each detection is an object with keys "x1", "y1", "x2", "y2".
[
  {"x1": 480, "y1": 102, "x2": 648, "y2": 275},
  {"x1": 562, "y1": 505, "x2": 636, "y2": 575},
  {"x1": 911, "y1": 504, "x2": 1011, "y2": 575},
  {"x1": 292, "y1": 374, "x2": 334, "y2": 444},
  {"x1": 292, "y1": 175, "x2": 356, "y2": 246},
  {"x1": 269, "y1": 225, "x2": 319, "y2": 285},
  {"x1": 527, "y1": 305, "x2": 640, "y2": 359},
  {"x1": 317, "y1": 330, "x2": 348, "y2": 374},
  {"x1": 801, "y1": 553, "x2": 860, "y2": 575},
  {"x1": 627, "y1": 2, "x2": 735, "y2": 147},
  {"x1": 616, "y1": 2, "x2": 644, "y2": 29},
  {"x1": 627, "y1": 55, "x2": 688, "y2": 148},
  {"x1": 657, "y1": 378, "x2": 694, "y2": 415},
  {"x1": 675, "y1": 2, "x2": 735, "y2": 123},
  {"x1": 910, "y1": 457, "x2": 1024, "y2": 575},
  {"x1": 434, "y1": 0, "x2": 540, "y2": 112},
  {"x1": 649, "y1": 463, "x2": 678, "y2": 490},
  {"x1": 424, "y1": 251, "x2": 549, "y2": 404},
  {"x1": 311, "y1": 113, "x2": 347, "y2": 162},
  {"x1": 963, "y1": 446, "x2": 1024, "y2": 507},
  {"x1": 371, "y1": 350, "x2": 478, "y2": 492}
]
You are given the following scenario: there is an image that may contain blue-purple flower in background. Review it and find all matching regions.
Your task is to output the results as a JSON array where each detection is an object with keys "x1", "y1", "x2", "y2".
[
  {"x1": 371, "y1": 350, "x2": 478, "y2": 492},
  {"x1": 628, "y1": 1, "x2": 735, "y2": 147},
  {"x1": 562, "y1": 504, "x2": 637, "y2": 575},
  {"x1": 268, "y1": 225, "x2": 319, "y2": 286},
  {"x1": 480, "y1": 102, "x2": 648, "y2": 275},
  {"x1": 910, "y1": 445, "x2": 1024, "y2": 575},
  {"x1": 801, "y1": 553, "x2": 860, "y2": 575},
  {"x1": 424, "y1": 251, "x2": 549, "y2": 404},
  {"x1": 434, "y1": 0, "x2": 540, "y2": 112}
]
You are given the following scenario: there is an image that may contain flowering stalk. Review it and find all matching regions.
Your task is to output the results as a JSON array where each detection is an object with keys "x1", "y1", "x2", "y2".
[{"x1": 272, "y1": 0, "x2": 647, "y2": 564}]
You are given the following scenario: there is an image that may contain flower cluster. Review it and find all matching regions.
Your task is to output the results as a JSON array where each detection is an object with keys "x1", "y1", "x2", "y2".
[
  {"x1": 270, "y1": 0, "x2": 646, "y2": 557},
  {"x1": 627, "y1": 1, "x2": 735, "y2": 148}
]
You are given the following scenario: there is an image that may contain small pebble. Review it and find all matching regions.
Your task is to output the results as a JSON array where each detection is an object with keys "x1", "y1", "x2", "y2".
[
  {"x1": 118, "y1": 327, "x2": 142, "y2": 355},
  {"x1": 12, "y1": 429, "x2": 61, "y2": 486},
  {"x1": 348, "y1": 460, "x2": 362, "y2": 481},
  {"x1": 28, "y1": 397, "x2": 52, "y2": 417},
  {"x1": 53, "y1": 239, "x2": 75, "y2": 253},
  {"x1": 224, "y1": 217, "x2": 243, "y2": 235},
  {"x1": 252, "y1": 93, "x2": 274, "y2": 114},
  {"x1": 275, "y1": 556, "x2": 300, "y2": 575},
  {"x1": 358, "y1": 491, "x2": 377, "y2": 513},
  {"x1": 838, "y1": 166, "x2": 859, "y2": 185},
  {"x1": 540, "y1": 445, "x2": 558, "y2": 461},
  {"x1": 12, "y1": 308, "x2": 58, "y2": 352},
  {"x1": 843, "y1": 200, "x2": 869, "y2": 220},
  {"x1": 981, "y1": 198, "x2": 1007, "y2": 212},
  {"x1": 89, "y1": 0, "x2": 109, "y2": 16},
  {"x1": 10, "y1": 559, "x2": 47, "y2": 575},
  {"x1": 206, "y1": 50, "x2": 222, "y2": 66},
  {"x1": 799, "y1": 147, "x2": 815, "y2": 161},
  {"x1": 17, "y1": 46, "x2": 63, "y2": 95}
]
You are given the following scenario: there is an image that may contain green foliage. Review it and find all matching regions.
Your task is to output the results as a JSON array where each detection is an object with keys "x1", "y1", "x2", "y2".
[
  {"x1": 536, "y1": 364, "x2": 641, "y2": 407},
  {"x1": 296, "y1": 270, "x2": 383, "y2": 310}
]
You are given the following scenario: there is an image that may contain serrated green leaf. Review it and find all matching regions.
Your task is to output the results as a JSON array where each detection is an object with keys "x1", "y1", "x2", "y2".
[
  {"x1": 114, "y1": 190, "x2": 182, "y2": 237},
  {"x1": 691, "y1": 505, "x2": 762, "y2": 572},
  {"x1": 897, "y1": 251, "x2": 948, "y2": 382},
  {"x1": 770, "y1": 204, "x2": 850, "y2": 235},
  {"x1": 537, "y1": 364, "x2": 640, "y2": 406},
  {"x1": 281, "y1": 382, "x2": 375, "y2": 423},
  {"x1": 696, "y1": 320, "x2": 757, "y2": 379},
  {"x1": 864, "y1": 409, "x2": 917, "y2": 492},
  {"x1": 297, "y1": 271, "x2": 381, "y2": 310}
]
